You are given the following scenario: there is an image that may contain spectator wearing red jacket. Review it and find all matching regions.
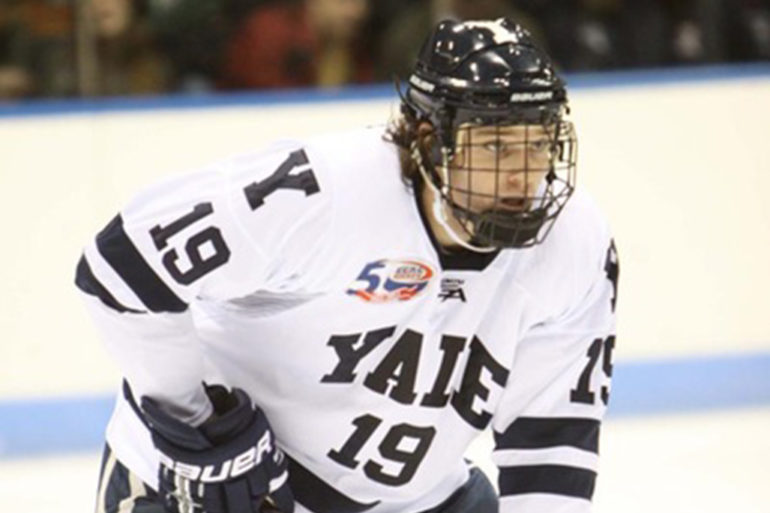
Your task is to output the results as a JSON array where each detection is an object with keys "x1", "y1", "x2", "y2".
[{"x1": 221, "y1": 0, "x2": 372, "y2": 90}]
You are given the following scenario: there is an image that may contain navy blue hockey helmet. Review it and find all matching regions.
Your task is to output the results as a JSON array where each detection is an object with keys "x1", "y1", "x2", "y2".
[{"x1": 400, "y1": 18, "x2": 577, "y2": 250}]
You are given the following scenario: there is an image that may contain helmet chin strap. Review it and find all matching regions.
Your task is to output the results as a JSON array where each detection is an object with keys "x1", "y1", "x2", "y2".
[{"x1": 411, "y1": 142, "x2": 497, "y2": 254}]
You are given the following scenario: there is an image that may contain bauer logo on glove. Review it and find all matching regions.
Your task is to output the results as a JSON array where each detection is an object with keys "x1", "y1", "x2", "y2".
[
  {"x1": 141, "y1": 385, "x2": 294, "y2": 513},
  {"x1": 156, "y1": 429, "x2": 276, "y2": 482}
]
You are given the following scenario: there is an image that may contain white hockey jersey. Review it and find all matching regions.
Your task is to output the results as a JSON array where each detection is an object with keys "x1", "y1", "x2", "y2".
[{"x1": 77, "y1": 125, "x2": 618, "y2": 513}]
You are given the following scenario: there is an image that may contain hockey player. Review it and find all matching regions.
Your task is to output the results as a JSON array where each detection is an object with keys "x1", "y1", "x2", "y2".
[{"x1": 77, "y1": 18, "x2": 618, "y2": 513}]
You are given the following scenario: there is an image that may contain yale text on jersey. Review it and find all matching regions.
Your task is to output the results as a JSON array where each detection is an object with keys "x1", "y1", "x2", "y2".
[{"x1": 321, "y1": 327, "x2": 509, "y2": 430}]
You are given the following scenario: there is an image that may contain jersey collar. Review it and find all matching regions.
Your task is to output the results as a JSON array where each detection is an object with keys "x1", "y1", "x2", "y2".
[{"x1": 412, "y1": 182, "x2": 501, "y2": 271}]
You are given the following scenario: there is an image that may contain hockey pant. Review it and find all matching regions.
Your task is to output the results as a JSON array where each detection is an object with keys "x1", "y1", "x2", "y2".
[{"x1": 95, "y1": 444, "x2": 498, "y2": 513}]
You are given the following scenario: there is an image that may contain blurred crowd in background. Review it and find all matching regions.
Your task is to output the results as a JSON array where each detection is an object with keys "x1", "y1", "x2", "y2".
[{"x1": 1, "y1": 0, "x2": 768, "y2": 100}]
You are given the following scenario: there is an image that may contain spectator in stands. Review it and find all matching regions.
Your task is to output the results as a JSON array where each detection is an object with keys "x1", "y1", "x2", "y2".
[
  {"x1": 0, "y1": 0, "x2": 75, "y2": 99},
  {"x1": 520, "y1": 0, "x2": 623, "y2": 71},
  {"x1": 89, "y1": 0, "x2": 170, "y2": 96},
  {"x1": 148, "y1": 0, "x2": 234, "y2": 92},
  {"x1": 613, "y1": 0, "x2": 766, "y2": 68},
  {"x1": 0, "y1": 14, "x2": 34, "y2": 99},
  {"x1": 664, "y1": 0, "x2": 726, "y2": 64},
  {"x1": 609, "y1": 0, "x2": 669, "y2": 68},
  {"x1": 725, "y1": 0, "x2": 770, "y2": 61},
  {"x1": 660, "y1": 0, "x2": 770, "y2": 64},
  {"x1": 219, "y1": 0, "x2": 373, "y2": 90},
  {"x1": 0, "y1": 63, "x2": 32, "y2": 99}
]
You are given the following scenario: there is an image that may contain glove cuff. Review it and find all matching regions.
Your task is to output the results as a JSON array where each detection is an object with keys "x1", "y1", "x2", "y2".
[{"x1": 199, "y1": 386, "x2": 257, "y2": 445}]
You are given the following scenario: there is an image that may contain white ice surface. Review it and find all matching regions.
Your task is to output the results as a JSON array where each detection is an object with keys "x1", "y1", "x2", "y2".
[{"x1": 2, "y1": 407, "x2": 769, "y2": 512}]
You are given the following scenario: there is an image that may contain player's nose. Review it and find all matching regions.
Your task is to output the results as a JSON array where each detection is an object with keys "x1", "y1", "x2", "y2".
[{"x1": 504, "y1": 171, "x2": 524, "y2": 191}]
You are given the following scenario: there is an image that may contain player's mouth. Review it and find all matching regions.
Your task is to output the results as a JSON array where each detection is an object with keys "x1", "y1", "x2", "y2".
[{"x1": 497, "y1": 197, "x2": 527, "y2": 211}]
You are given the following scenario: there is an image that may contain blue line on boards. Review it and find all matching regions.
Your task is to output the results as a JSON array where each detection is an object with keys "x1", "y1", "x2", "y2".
[
  {"x1": 0, "y1": 352, "x2": 768, "y2": 459},
  {"x1": 0, "y1": 63, "x2": 767, "y2": 120}
]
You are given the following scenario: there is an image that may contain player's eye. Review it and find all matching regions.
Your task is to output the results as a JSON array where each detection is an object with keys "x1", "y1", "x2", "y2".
[
  {"x1": 528, "y1": 138, "x2": 551, "y2": 153},
  {"x1": 482, "y1": 140, "x2": 511, "y2": 154}
]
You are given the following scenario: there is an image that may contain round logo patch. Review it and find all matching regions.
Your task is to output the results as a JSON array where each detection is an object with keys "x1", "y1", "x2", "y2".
[{"x1": 347, "y1": 259, "x2": 434, "y2": 303}]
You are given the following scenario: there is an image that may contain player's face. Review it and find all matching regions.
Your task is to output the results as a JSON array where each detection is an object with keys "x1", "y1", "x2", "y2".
[{"x1": 448, "y1": 124, "x2": 554, "y2": 214}]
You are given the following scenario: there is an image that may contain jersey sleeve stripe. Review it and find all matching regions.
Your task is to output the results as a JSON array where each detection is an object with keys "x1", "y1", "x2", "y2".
[
  {"x1": 492, "y1": 446, "x2": 599, "y2": 473},
  {"x1": 83, "y1": 242, "x2": 147, "y2": 312},
  {"x1": 75, "y1": 254, "x2": 145, "y2": 314},
  {"x1": 498, "y1": 464, "x2": 596, "y2": 500},
  {"x1": 95, "y1": 214, "x2": 187, "y2": 313},
  {"x1": 494, "y1": 417, "x2": 599, "y2": 453}
]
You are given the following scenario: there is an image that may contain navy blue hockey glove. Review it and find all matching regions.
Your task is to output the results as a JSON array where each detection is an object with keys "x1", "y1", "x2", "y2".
[{"x1": 141, "y1": 385, "x2": 294, "y2": 513}]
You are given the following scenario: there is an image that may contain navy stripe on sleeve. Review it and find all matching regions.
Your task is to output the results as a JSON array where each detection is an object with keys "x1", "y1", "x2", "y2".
[
  {"x1": 96, "y1": 214, "x2": 187, "y2": 313},
  {"x1": 494, "y1": 417, "x2": 600, "y2": 453},
  {"x1": 499, "y1": 464, "x2": 597, "y2": 500},
  {"x1": 75, "y1": 255, "x2": 145, "y2": 314}
]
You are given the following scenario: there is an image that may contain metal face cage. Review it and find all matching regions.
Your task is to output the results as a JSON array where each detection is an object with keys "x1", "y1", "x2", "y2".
[{"x1": 428, "y1": 117, "x2": 576, "y2": 249}]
